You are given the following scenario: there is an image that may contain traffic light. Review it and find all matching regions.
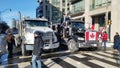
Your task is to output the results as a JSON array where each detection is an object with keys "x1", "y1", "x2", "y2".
[{"x1": 107, "y1": 20, "x2": 112, "y2": 25}]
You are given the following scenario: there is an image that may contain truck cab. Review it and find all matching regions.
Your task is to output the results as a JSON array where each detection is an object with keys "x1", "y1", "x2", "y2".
[
  {"x1": 65, "y1": 20, "x2": 100, "y2": 52},
  {"x1": 65, "y1": 20, "x2": 85, "y2": 37},
  {"x1": 17, "y1": 18, "x2": 59, "y2": 56}
]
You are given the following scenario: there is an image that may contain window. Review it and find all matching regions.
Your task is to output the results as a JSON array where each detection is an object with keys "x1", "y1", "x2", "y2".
[
  {"x1": 71, "y1": 0, "x2": 85, "y2": 14},
  {"x1": 25, "y1": 20, "x2": 49, "y2": 27}
]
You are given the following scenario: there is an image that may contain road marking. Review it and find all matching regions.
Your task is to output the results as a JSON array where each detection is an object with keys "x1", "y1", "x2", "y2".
[
  {"x1": 52, "y1": 58, "x2": 76, "y2": 68},
  {"x1": 97, "y1": 51, "x2": 116, "y2": 57},
  {"x1": 68, "y1": 56, "x2": 104, "y2": 68},
  {"x1": 86, "y1": 52, "x2": 116, "y2": 63},
  {"x1": 0, "y1": 50, "x2": 119, "y2": 68},
  {"x1": 43, "y1": 59, "x2": 62, "y2": 68},
  {"x1": 60, "y1": 56, "x2": 90, "y2": 68},
  {"x1": 89, "y1": 60, "x2": 117, "y2": 68},
  {"x1": 82, "y1": 53, "x2": 118, "y2": 67},
  {"x1": 18, "y1": 62, "x2": 31, "y2": 68}
]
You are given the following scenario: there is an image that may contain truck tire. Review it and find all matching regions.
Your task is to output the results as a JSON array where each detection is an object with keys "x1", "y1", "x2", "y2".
[{"x1": 67, "y1": 39, "x2": 79, "y2": 52}]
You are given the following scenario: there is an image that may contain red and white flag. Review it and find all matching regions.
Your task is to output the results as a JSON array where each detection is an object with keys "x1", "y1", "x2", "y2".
[
  {"x1": 90, "y1": 24, "x2": 95, "y2": 30},
  {"x1": 85, "y1": 31, "x2": 98, "y2": 41}
]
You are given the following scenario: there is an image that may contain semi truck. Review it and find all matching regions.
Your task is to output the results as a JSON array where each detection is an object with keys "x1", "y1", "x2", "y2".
[
  {"x1": 62, "y1": 19, "x2": 101, "y2": 52},
  {"x1": 16, "y1": 17, "x2": 59, "y2": 56}
]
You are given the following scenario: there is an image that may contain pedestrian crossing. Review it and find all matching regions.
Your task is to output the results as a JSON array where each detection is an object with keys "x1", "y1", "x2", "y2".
[{"x1": 0, "y1": 50, "x2": 119, "y2": 68}]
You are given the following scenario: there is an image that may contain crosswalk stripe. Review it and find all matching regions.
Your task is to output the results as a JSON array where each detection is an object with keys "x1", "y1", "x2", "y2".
[
  {"x1": 96, "y1": 52, "x2": 118, "y2": 59},
  {"x1": 18, "y1": 62, "x2": 31, "y2": 68},
  {"x1": 73, "y1": 53, "x2": 86, "y2": 58},
  {"x1": 69, "y1": 56, "x2": 104, "y2": 68},
  {"x1": 41, "y1": 61, "x2": 49, "y2": 68},
  {"x1": 82, "y1": 53, "x2": 118, "y2": 66},
  {"x1": 105, "y1": 51, "x2": 118, "y2": 56},
  {"x1": 59, "y1": 56, "x2": 90, "y2": 68},
  {"x1": 86, "y1": 52, "x2": 116, "y2": 63},
  {"x1": 42, "y1": 59, "x2": 62, "y2": 68},
  {"x1": 97, "y1": 51, "x2": 117, "y2": 57},
  {"x1": 1, "y1": 50, "x2": 119, "y2": 68},
  {"x1": 106, "y1": 51, "x2": 115, "y2": 53},
  {"x1": 52, "y1": 58, "x2": 76, "y2": 68},
  {"x1": 89, "y1": 60, "x2": 118, "y2": 68}
]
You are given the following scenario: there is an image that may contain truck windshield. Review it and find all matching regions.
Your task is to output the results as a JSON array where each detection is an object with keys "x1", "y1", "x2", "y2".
[
  {"x1": 71, "y1": 22, "x2": 84, "y2": 28},
  {"x1": 25, "y1": 20, "x2": 49, "y2": 27}
]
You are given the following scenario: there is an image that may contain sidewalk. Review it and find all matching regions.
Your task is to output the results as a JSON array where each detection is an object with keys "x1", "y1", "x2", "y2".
[{"x1": 102, "y1": 42, "x2": 113, "y2": 47}]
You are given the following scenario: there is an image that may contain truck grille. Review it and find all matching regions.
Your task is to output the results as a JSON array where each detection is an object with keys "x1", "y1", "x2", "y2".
[
  {"x1": 43, "y1": 32, "x2": 53, "y2": 36},
  {"x1": 42, "y1": 32, "x2": 53, "y2": 44}
]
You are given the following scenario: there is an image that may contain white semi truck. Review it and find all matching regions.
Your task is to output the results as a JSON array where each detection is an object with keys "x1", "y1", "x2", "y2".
[{"x1": 17, "y1": 18, "x2": 59, "y2": 56}]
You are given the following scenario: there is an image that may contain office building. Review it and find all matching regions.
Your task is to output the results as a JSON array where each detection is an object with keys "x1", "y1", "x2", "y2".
[
  {"x1": 68, "y1": 0, "x2": 120, "y2": 41},
  {"x1": 36, "y1": 0, "x2": 120, "y2": 41}
]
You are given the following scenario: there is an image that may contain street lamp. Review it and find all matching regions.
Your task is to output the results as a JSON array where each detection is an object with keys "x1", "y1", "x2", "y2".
[{"x1": 0, "y1": 9, "x2": 11, "y2": 22}]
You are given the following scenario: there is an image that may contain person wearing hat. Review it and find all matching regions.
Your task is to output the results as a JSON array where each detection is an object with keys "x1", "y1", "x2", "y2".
[{"x1": 32, "y1": 31, "x2": 44, "y2": 68}]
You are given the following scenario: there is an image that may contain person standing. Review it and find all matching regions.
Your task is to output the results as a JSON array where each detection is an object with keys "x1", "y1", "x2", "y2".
[
  {"x1": 0, "y1": 32, "x2": 8, "y2": 64},
  {"x1": 6, "y1": 32, "x2": 15, "y2": 58},
  {"x1": 114, "y1": 36, "x2": 120, "y2": 66},
  {"x1": 101, "y1": 31, "x2": 108, "y2": 51},
  {"x1": 32, "y1": 31, "x2": 44, "y2": 68},
  {"x1": 113, "y1": 32, "x2": 119, "y2": 50}
]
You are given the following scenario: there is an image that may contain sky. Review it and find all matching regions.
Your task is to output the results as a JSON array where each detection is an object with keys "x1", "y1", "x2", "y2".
[{"x1": 0, "y1": 0, "x2": 39, "y2": 26}]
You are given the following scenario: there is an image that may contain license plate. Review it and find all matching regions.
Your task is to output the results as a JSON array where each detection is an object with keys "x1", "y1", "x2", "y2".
[{"x1": 92, "y1": 44, "x2": 97, "y2": 46}]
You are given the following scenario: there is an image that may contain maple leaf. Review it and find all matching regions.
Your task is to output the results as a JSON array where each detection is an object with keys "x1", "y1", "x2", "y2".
[{"x1": 90, "y1": 33, "x2": 95, "y2": 38}]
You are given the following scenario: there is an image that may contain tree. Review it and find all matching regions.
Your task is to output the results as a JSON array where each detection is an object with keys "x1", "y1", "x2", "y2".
[{"x1": 0, "y1": 21, "x2": 9, "y2": 33}]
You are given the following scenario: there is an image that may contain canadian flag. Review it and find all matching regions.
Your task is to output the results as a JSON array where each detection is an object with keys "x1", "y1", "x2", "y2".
[{"x1": 85, "y1": 31, "x2": 98, "y2": 41}]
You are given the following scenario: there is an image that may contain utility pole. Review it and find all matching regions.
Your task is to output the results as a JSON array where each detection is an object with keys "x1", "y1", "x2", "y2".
[
  {"x1": 18, "y1": 11, "x2": 22, "y2": 36},
  {"x1": 18, "y1": 11, "x2": 25, "y2": 56}
]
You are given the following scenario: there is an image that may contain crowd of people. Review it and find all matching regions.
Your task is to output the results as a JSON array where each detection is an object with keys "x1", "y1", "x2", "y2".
[
  {"x1": 0, "y1": 29, "x2": 44, "y2": 68},
  {"x1": 1, "y1": 27, "x2": 120, "y2": 67}
]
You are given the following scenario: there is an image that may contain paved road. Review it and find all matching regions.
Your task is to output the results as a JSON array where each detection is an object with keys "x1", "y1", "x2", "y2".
[{"x1": 0, "y1": 48, "x2": 119, "y2": 68}]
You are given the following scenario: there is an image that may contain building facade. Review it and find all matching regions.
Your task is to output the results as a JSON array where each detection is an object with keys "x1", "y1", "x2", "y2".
[
  {"x1": 36, "y1": 0, "x2": 120, "y2": 41},
  {"x1": 68, "y1": 0, "x2": 120, "y2": 41},
  {"x1": 36, "y1": 0, "x2": 50, "y2": 20},
  {"x1": 36, "y1": 0, "x2": 68, "y2": 24}
]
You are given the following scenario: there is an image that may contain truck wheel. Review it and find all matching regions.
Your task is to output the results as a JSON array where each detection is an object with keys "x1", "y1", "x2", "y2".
[{"x1": 67, "y1": 39, "x2": 79, "y2": 52}]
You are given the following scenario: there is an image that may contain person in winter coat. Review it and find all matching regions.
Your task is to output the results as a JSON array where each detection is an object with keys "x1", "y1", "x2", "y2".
[
  {"x1": 32, "y1": 31, "x2": 44, "y2": 68},
  {"x1": 6, "y1": 32, "x2": 15, "y2": 58},
  {"x1": 113, "y1": 32, "x2": 119, "y2": 50},
  {"x1": 114, "y1": 36, "x2": 120, "y2": 66},
  {"x1": 101, "y1": 31, "x2": 108, "y2": 51},
  {"x1": 0, "y1": 33, "x2": 8, "y2": 64}
]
